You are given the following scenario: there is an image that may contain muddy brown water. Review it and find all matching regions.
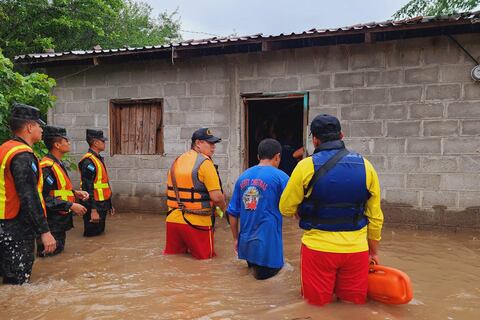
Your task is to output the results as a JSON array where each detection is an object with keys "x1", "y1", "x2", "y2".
[{"x1": 1, "y1": 213, "x2": 479, "y2": 320}]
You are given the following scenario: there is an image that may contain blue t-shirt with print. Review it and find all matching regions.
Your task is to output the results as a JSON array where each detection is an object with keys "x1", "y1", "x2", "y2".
[{"x1": 227, "y1": 165, "x2": 289, "y2": 269}]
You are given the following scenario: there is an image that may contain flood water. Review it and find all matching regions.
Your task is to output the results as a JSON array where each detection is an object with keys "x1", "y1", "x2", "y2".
[{"x1": 1, "y1": 213, "x2": 479, "y2": 320}]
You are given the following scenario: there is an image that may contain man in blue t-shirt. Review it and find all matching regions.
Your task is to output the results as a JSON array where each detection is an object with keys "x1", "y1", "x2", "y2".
[{"x1": 227, "y1": 139, "x2": 289, "y2": 280}]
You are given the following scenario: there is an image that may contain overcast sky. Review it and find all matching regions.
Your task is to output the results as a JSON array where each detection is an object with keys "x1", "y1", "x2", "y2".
[{"x1": 145, "y1": 0, "x2": 411, "y2": 40}]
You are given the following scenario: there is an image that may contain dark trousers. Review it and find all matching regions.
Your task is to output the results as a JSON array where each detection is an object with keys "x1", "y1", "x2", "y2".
[
  {"x1": 247, "y1": 261, "x2": 281, "y2": 280},
  {"x1": 0, "y1": 238, "x2": 35, "y2": 285},
  {"x1": 36, "y1": 231, "x2": 66, "y2": 257},
  {"x1": 83, "y1": 209, "x2": 107, "y2": 237}
]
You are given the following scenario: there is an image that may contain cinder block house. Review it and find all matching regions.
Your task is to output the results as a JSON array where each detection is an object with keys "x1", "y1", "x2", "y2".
[{"x1": 16, "y1": 12, "x2": 480, "y2": 229}]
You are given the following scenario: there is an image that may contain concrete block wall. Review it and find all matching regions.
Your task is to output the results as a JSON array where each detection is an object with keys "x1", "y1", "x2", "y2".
[
  {"x1": 48, "y1": 55, "x2": 234, "y2": 212},
  {"x1": 236, "y1": 35, "x2": 480, "y2": 218},
  {"x1": 48, "y1": 34, "x2": 480, "y2": 226}
]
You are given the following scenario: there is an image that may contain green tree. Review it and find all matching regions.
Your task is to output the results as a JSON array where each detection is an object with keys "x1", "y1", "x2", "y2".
[
  {"x1": 0, "y1": 50, "x2": 56, "y2": 156},
  {"x1": 394, "y1": 0, "x2": 480, "y2": 19},
  {"x1": 108, "y1": 0, "x2": 181, "y2": 48},
  {"x1": 0, "y1": 0, "x2": 181, "y2": 58}
]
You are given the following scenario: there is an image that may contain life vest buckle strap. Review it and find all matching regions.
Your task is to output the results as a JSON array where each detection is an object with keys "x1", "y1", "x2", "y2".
[
  {"x1": 167, "y1": 196, "x2": 212, "y2": 203},
  {"x1": 167, "y1": 186, "x2": 209, "y2": 194},
  {"x1": 302, "y1": 214, "x2": 367, "y2": 226},
  {"x1": 309, "y1": 201, "x2": 365, "y2": 209}
]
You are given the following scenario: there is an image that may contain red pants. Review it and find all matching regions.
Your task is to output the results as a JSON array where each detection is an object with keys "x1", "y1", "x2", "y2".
[
  {"x1": 163, "y1": 222, "x2": 215, "y2": 259},
  {"x1": 300, "y1": 244, "x2": 369, "y2": 306}
]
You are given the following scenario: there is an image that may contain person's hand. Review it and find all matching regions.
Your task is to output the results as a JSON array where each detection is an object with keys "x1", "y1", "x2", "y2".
[
  {"x1": 109, "y1": 207, "x2": 116, "y2": 216},
  {"x1": 41, "y1": 232, "x2": 57, "y2": 254},
  {"x1": 70, "y1": 203, "x2": 87, "y2": 216},
  {"x1": 74, "y1": 190, "x2": 89, "y2": 201},
  {"x1": 90, "y1": 209, "x2": 100, "y2": 223},
  {"x1": 368, "y1": 239, "x2": 380, "y2": 264}
]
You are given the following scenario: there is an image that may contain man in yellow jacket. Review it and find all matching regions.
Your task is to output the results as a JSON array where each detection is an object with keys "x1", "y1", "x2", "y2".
[
  {"x1": 164, "y1": 128, "x2": 226, "y2": 259},
  {"x1": 279, "y1": 114, "x2": 383, "y2": 306}
]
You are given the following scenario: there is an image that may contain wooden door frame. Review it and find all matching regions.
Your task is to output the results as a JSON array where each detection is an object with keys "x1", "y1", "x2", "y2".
[{"x1": 240, "y1": 91, "x2": 309, "y2": 170}]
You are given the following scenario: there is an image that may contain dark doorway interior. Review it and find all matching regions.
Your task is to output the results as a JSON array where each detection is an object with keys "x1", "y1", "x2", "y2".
[{"x1": 246, "y1": 97, "x2": 304, "y2": 172}]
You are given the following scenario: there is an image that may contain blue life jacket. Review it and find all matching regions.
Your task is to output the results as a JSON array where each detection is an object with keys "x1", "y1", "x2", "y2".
[{"x1": 299, "y1": 140, "x2": 370, "y2": 232}]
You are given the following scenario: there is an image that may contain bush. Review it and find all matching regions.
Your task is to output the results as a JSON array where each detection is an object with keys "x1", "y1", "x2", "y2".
[{"x1": 0, "y1": 50, "x2": 56, "y2": 156}]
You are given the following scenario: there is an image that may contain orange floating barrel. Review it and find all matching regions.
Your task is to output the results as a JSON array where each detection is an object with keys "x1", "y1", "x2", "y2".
[{"x1": 368, "y1": 264, "x2": 413, "y2": 304}]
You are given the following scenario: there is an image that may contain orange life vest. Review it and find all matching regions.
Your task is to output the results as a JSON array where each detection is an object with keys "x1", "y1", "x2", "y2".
[
  {"x1": 40, "y1": 156, "x2": 75, "y2": 203},
  {"x1": 0, "y1": 140, "x2": 46, "y2": 219},
  {"x1": 79, "y1": 152, "x2": 111, "y2": 201},
  {"x1": 166, "y1": 150, "x2": 213, "y2": 215}
]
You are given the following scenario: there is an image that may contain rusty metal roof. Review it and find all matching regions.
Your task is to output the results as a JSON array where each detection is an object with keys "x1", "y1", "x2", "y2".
[{"x1": 14, "y1": 11, "x2": 480, "y2": 65}]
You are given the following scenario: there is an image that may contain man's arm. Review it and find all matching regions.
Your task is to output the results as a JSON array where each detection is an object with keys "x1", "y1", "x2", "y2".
[
  {"x1": 363, "y1": 158, "x2": 384, "y2": 263},
  {"x1": 11, "y1": 153, "x2": 56, "y2": 253},
  {"x1": 293, "y1": 147, "x2": 305, "y2": 159},
  {"x1": 229, "y1": 216, "x2": 239, "y2": 253},
  {"x1": 209, "y1": 190, "x2": 227, "y2": 213},
  {"x1": 199, "y1": 159, "x2": 226, "y2": 213},
  {"x1": 279, "y1": 159, "x2": 312, "y2": 217},
  {"x1": 226, "y1": 180, "x2": 242, "y2": 252},
  {"x1": 11, "y1": 153, "x2": 50, "y2": 234}
]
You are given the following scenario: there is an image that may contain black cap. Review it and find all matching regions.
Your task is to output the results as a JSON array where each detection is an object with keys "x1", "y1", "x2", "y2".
[
  {"x1": 191, "y1": 128, "x2": 221, "y2": 144},
  {"x1": 86, "y1": 129, "x2": 107, "y2": 141},
  {"x1": 43, "y1": 126, "x2": 68, "y2": 140},
  {"x1": 10, "y1": 102, "x2": 46, "y2": 126},
  {"x1": 310, "y1": 114, "x2": 341, "y2": 136}
]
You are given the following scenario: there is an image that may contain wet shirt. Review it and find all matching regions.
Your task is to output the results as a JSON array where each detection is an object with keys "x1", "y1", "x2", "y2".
[
  {"x1": 279, "y1": 143, "x2": 384, "y2": 253},
  {"x1": 166, "y1": 151, "x2": 221, "y2": 227},
  {"x1": 0, "y1": 137, "x2": 49, "y2": 240},
  {"x1": 227, "y1": 165, "x2": 289, "y2": 268},
  {"x1": 79, "y1": 149, "x2": 112, "y2": 212},
  {"x1": 42, "y1": 153, "x2": 74, "y2": 233}
]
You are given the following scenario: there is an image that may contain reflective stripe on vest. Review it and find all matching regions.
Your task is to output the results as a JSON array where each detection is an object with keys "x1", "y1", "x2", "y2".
[
  {"x1": 166, "y1": 150, "x2": 213, "y2": 213},
  {"x1": 79, "y1": 152, "x2": 111, "y2": 201},
  {"x1": 0, "y1": 140, "x2": 46, "y2": 219},
  {"x1": 38, "y1": 167, "x2": 47, "y2": 216},
  {"x1": 40, "y1": 158, "x2": 75, "y2": 202}
]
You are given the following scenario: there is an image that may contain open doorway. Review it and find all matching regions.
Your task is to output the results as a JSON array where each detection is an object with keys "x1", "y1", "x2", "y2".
[{"x1": 243, "y1": 93, "x2": 308, "y2": 175}]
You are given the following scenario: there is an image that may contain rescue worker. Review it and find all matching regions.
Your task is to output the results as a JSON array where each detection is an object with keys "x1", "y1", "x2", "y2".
[
  {"x1": 37, "y1": 126, "x2": 89, "y2": 256},
  {"x1": 164, "y1": 128, "x2": 226, "y2": 260},
  {"x1": 0, "y1": 103, "x2": 56, "y2": 284},
  {"x1": 227, "y1": 139, "x2": 289, "y2": 280},
  {"x1": 279, "y1": 114, "x2": 384, "y2": 306},
  {"x1": 78, "y1": 129, "x2": 114, "y2": 237}
]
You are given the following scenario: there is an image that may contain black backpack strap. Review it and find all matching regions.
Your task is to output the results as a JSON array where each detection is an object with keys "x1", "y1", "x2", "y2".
[{"x1": 304, "y1": 148, "x2": 350, "y2": 199}]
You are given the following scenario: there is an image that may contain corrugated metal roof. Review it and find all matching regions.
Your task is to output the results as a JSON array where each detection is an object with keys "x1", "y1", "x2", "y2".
[
  {"x1": 14, "y1": 11, "x2": 480, "y2": 63},
  {"x1": 14, "y1": 34, "x2": 264, "y2": 62},
  {"x1": 268, "y1": 10, "x2": 480, "y2": 37}
]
